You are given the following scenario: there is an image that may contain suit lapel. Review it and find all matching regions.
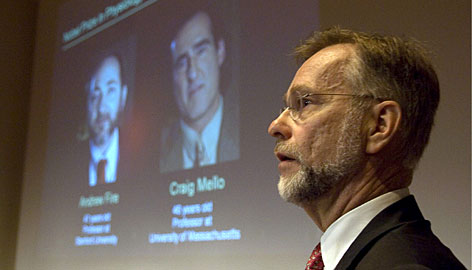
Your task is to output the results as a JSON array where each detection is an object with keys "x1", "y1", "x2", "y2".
[
  {"x1": 334, "y1": 196, "x2": 424, "y2": 270},
  {"x1": 217, "y1": 89, "x2": 240, "y2": 163}
]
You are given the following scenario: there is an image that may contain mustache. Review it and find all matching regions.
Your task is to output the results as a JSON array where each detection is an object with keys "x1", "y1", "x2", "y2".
[
  {"x1": 274, "y1": 141, "x2": 303, "y2": 162},
  {"x1": 94, "y1": 113, "x2": 112, "y2": 123}
]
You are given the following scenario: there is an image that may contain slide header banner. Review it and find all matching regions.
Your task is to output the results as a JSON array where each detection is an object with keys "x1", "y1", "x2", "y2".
[{"x1": 61, "y1": 0, "x2": 158, "y2": 51}]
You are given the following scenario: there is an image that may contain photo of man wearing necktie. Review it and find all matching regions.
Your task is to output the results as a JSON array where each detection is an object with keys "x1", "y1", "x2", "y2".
[
  {"x1": 159, "y1": 4, "x2": 240, "y2": 174},
  {"x1": 85, "y1": 54, "x2": 128, "y2": 187}
]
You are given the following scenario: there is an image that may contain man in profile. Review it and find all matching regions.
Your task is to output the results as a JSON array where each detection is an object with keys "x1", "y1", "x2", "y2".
[
  {"x1": 268, "y1": 27, "x2": 465, "y2": 269},
  {"x1": 86, "y1": 54, "x2": 128, "y2": 187},
  {"x1": 160, "y1": 9, "x2": 239, "y2": 173}
]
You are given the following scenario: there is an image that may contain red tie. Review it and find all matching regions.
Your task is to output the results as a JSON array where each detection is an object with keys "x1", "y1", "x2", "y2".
[{"x1": 306, "y1": 243, "x2": 324, "y2": 270}]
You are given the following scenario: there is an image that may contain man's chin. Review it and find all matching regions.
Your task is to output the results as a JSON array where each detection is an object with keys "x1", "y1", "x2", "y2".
[
  {"x1": 185, "y1": 107, "x2": 207, "y2": 122},
  {"x1": 277, "y1": 177, "x2": 291, "y2": 202},
  {"x1": 277, "y1": 174, "x2": 304, "y2": 205},
  {"x1": 276, "y1": 167, "x2": 327, "y2": 206}
]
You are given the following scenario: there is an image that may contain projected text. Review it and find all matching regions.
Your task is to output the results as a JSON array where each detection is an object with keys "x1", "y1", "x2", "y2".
[
  {"x1": 169, "y1": 175, "x2": 226, "y2": 197},
  {"x1": 148, "y1": 201, "x2": 241, "y2": 245}
]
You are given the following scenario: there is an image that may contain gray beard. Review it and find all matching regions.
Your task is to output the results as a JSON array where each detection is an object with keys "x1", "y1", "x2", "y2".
[{"x1": 276, "y1": 109, "x2": 365, "y2": 206}]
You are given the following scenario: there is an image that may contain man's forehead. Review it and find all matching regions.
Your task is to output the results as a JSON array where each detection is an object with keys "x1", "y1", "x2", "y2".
[
  {"x1": 90, "y1": 56, "x2": 121, "y2": 92},
  {"x1": 310, "y1": 43, "x2": 355, "y2": 62},
  {"x1": 96, "y1": 57, "x2": 120, "y2": 77},
  {"x1": 172, "y1": 12, "x2": 213, "y2": 54},
  {"x1": 285, "y1": 44, "x2": 355, "y2": 99}
]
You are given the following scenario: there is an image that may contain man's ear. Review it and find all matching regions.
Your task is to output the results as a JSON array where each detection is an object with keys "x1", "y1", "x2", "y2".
[
  {"x1": 365, "y1": 100, "x2": 402, "y2": 154},
  {"x1": 120, "y1": 85, "x2": 128, "y2": 111},
  {"x1": 216, "y1": 39, "x2": 226, "y2": 67}
]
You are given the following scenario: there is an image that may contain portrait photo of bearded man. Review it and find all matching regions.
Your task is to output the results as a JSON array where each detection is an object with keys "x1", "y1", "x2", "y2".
[{"x1": 84, "y1": 53, "x2": 128, "y2": 187}]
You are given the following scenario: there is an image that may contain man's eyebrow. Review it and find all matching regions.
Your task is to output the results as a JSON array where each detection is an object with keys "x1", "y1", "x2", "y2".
[
  {"x1": 193, "y1": 38, "x2": 211, "y2": 50},
  {"x1": 106, "y1": 79, "x2": 119, "y2": 86},
  {"x1": 282, "y1": 92, "x2": 288, "y2": 103},
  {"x1": 174, "y1": 53, "x2": 187, "y2": 65},
  {"x1": 173, "y1": 38, "x2": 212, "y2": 66},
  {"x1": 289, "y1": 85, "x2": 314, "y2": 95},
  {"x1": 283, "y1": 85, "x2": 313, "y2": 102}
]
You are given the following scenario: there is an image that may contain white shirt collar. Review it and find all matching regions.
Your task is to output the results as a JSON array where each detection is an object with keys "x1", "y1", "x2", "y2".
[
  {"x1": 181, "y1": 95, "x2": 223, "y2": 169},
  {"x1": 320, "y1": 188, "x2": 410, "y2": 270},
  {"x1": 89, "y1": 128, "x2": 119, "y2": 186}
]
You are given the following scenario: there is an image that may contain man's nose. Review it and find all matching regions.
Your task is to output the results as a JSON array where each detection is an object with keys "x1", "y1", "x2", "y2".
[
  {"x1": 98, "y1": 95, "x2": 107, "y2": 114},
  {"x1": 268, "y1": 110, "x2": 292, "y2": 140},
  {"x1": 186, "y1": 56, "x2": 198, "y2": 81}
]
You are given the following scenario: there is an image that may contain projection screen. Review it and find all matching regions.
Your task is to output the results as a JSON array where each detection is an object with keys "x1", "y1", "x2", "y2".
[{"x1": 16, "y1": 0, "x2": 471, "y2": 269}]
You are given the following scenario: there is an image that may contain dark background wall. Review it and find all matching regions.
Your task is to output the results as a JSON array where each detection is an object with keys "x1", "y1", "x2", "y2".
[{"x1": 0, "y1": 1, "x2": 37, "y2": 270}]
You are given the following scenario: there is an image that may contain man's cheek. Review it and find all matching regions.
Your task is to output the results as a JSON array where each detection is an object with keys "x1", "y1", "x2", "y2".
[{"x1": 175, "y1": 84, "x2": 187, "y2": 103}]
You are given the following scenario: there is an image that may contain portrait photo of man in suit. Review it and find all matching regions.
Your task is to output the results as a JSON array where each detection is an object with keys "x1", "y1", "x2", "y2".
[
  {"x1": 86, "y1": 54, "x2": 128, "y2": 187},
  {"x1": 160, "y1": 6, "x2": 240, "y2": 173},
  {"x1": 268, "y1": 27, "x2": 466, "y2": 269}
]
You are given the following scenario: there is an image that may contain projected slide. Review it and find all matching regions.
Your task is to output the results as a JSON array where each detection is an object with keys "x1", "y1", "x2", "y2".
[
  {"x1": 28, "y1": 0, "x2": 319, "y2": 268},
  {"x1": 42, "y1": 0, "x2": 241, "y2": 250}
]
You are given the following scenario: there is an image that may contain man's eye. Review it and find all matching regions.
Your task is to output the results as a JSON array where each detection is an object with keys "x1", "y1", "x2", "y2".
[
  {"x1": 90, "y1": 91, "x2": 100, "y2": 102},
  {"x1": 196, "y1": 46, "x2": 207, "y2": 56},
  {"x1": 300, "y1": 98, "x2": 312, "y2": 108},
  {"x1": 175, "y1": 57, "x2": 188, "y2": 71},
  {"x1": 196, "y1": 43, "x2": 210, "y2": 56},
  {"x1": 299, "y1": 95, "x2": 323, "y2": 109},
  {"x1": 108, "y1": 86, "x2": 117, "y2": 95},
  {"x1": 298, "y1": 97, "x2": 316, "y2": 110}
]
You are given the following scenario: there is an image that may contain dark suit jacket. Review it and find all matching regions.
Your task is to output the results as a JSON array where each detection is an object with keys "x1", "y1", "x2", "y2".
[
  {"x1": 334, "y1": 195, "x2": 466, "y2": 270},
  {"x1": 160, "y1": 91, "x2": 240, "y2": 173}
]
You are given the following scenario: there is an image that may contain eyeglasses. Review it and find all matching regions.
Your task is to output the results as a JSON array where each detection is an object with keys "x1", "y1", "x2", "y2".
[{"x1": 279, "y1": 92, "x2": 377, "y2": 121}]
